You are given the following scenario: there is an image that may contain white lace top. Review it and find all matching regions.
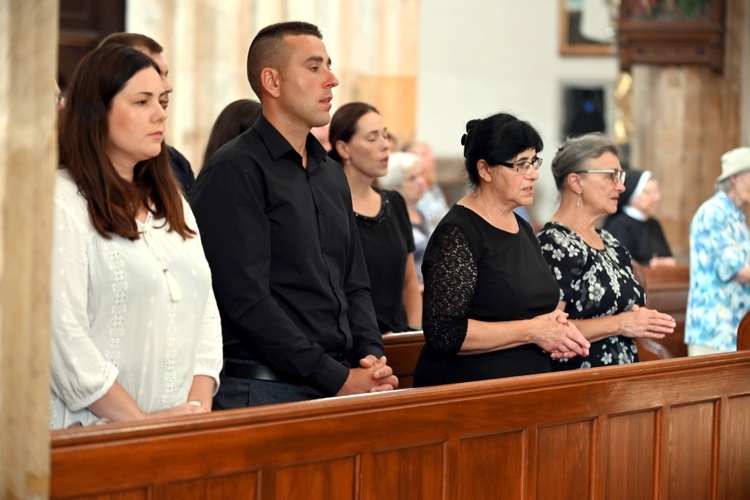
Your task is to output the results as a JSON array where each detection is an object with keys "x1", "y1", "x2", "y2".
[{"x1": 49, "y1": 169, "x2": 223, "y2": 429}]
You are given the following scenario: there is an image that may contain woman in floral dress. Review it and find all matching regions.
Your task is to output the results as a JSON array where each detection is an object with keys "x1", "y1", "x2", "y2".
[{"x1": 537, "y1": 133, "x2": 676, "y2": 370}]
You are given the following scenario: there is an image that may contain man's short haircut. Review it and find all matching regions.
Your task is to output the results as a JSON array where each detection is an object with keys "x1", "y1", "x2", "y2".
[
  {"x1": 246, "y1": 21, "x2": 323, "y2": 99},
  {"x1": 98, "y1": 32, "x2": 163, "y2": 54}
]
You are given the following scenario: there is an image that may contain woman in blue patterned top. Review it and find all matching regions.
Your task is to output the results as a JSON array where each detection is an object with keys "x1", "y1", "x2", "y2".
[
  {"x1": 686, "y1": 147, "x2": 750, "y2": 355},
  {"x1": 537, "y1": 133, "x2": 676, "y2": 370}
]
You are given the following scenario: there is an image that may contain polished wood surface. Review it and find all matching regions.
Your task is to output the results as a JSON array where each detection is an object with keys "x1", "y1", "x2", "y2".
[
  {"x1": 382, "y1": 331, "x2": 424, "y2": 388},
  {"x1": 633, "y1": 264, "x2": 690, "y2": 360},
  {"x1": 51, "y1": 353, "x2": 750, "y2": 499}
]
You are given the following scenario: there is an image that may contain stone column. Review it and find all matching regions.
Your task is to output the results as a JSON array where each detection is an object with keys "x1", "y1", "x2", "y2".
[{"x1": 0, "y1": 1, "x2": 58, "y2": 498}]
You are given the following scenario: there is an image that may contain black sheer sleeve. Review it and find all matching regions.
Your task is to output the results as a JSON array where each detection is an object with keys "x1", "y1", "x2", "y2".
[{"x1": 422, "y1": 224, "x2": 477, "y2": 353}]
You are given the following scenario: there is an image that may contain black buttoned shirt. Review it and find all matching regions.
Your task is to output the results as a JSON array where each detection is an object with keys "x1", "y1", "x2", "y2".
[{"x1": 190, "y1": 114, "x2": 383, "y2": 396}]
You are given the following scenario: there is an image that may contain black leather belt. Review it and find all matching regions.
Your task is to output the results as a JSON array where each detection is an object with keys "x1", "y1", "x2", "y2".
[{"x1": 223, "y1": 360, "x2": 285, "y2": 382}]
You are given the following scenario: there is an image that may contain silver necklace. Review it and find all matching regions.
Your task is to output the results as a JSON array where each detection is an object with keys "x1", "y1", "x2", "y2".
[{"x1": 477, "y1": 196, "x2": 498, "y2": 227}]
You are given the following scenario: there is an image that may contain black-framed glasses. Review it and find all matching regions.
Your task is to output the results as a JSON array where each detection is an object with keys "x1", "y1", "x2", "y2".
[
  {"x1": 575, "y1": 169, "x2": 626, "y2": 184},
  {"x1": 499, "y1": 157, "x2": 543, "y2": 175}
]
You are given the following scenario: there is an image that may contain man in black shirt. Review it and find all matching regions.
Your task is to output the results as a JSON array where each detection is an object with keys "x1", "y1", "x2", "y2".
[
  {"x1": 190, "y1": 21, "x2": 398, "y2": 407},
  {"x1": 98, "y1": 33, "x2": 195, "y2": 193}
]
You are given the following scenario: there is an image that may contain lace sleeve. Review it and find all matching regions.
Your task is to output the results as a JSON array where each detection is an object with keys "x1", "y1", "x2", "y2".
[{"x1": 422, "y1": 224, "x2": 477, "y2": 353}]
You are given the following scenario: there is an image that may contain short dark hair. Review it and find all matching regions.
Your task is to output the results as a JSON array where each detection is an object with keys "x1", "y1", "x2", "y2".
[
  {"x1": 461, "y1": 113, "x2": 544, "y2": 188},
  {"x1": 551, "y1": 132, "x2": 619, "y2": 192},
  {"x1": 246, "y1": 21, "x2": 323, "y2": 99},
  {"x1": 328, "y1": 102, "x2": 379, "y2": 164},
  {"x1": 203, "y1": 99, "x2": 263, "y2": 165},
  {"x1": 98, "y1": 32, "x2": 163, "y2": 54}
]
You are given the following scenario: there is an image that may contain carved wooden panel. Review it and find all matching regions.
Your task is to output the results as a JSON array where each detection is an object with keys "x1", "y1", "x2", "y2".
[
  {"x1": 271, "y1": 458, "x2": 353, "y2": 499},
  {"x1": 58, "y1": 0, "x2": 125, "y2": 90},
  {"x1": 725, "y1": 395, "x2": 750, "y2": 499},
  {"x1": 537, "y1": 420, "x2": 593, "y2": 499},
  {"x1": 605, "y1": 410, "x2": 657, "y2": 499},
  {"x1": 617, "y1": 0, "x2": 726, "y2": 73},
  {"x1": 668, "y1": 401, "x2": 716, "y2": 499},
  {"x1": 457, "y1": 431, "x2": 525, "y2": 499},
  {"x1": 155, "y1": 472, "x2": 258, "y2": 499},
  {"x1": 370, "y1": 443, "x2": 444, "y2": 500}
]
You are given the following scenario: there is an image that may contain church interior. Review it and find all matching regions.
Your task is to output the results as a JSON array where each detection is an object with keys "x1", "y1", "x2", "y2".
[{"x1": 2, "y1": 0, "x2": 750, "y2": 497}]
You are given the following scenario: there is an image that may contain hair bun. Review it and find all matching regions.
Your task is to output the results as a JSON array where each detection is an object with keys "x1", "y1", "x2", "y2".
[{"x1": 460, "y1": 133, "x2": 468, "y2": 146}]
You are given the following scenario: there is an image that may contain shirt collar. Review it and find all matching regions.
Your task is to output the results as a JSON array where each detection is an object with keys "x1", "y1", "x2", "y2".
[
  {"x1": 716, "y1": 190, "x2": 747, "y2": 222},
  {"x1": 253, "y1": 113, "x2": 329, "y2": 165}
]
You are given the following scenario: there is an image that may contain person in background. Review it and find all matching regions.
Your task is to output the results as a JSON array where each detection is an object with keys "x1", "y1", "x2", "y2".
[
  {"x1": 686, "y1": 147, "x2": 750, "y2": 355},
  {"x1": 190, "y1": 22, "x2": 397, "y2": 408},
  {"x1": 54, "y1": 79, "x2": 65, "y2": 111},
  {"x1": 413, "y1": 112, "x2": 590, "y2": 387},
  {"x1": 202, "y1": 99, "x2": 262, "y2": 165},
  {"x1": 379, "y1": 151, "x2": 429, "y2": 287},
  {"x1": 329, "y1": 102, "x2": 421, "y2": 333},
  {"x1": 98, "y1": 32, "x2": 195, "y2": 193},
  {"x1": 311, "y1": 124, "x2": 331, "y2": 151},
  {"x1": 603, "y1": 168, "x2": 675, "y2": 267},
  {"x1": 537, "y1": 133, "x2": 676, "y2": 371},
  {"x1": 50, "y1": 45, "x2": 222, "y2": 429},
  {"x1": 403, "y1": 140, "x2": 449, "y2": 233}
]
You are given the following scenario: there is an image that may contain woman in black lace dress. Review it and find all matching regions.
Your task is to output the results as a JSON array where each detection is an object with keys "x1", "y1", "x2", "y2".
[
  {"x1": 413, "y1": 113, "x2": 590, "y2": 387},
  {"x1": 537, "y1": 133, "x2": 676, "y2": 371}
]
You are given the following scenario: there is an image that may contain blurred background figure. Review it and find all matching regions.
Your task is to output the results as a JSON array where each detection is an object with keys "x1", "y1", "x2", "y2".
[
  {"x1": 603, "y1": 168, "x2": 676, "y2": 267},
  {"x1": 686, "y1": 147, "x2": 750, "y2": 356},
  {"x1": 380, "y1": 152, "x2": 429, "y2": 287},
  {"x1": 202, "y1": 99, "x2": 262, "y2": 166},
  {"x1": 402, "y1": 140, "x2": 450, "y2": 233},
  {"x1": 312, "y1": 124, "x2": 331, "y2": 151},
  {"x1": 330, "y1": 102, "x2": 422, "y2": 333},
  {"x1": 54, "y1": 80, "x2": 65, "y2": 111}
]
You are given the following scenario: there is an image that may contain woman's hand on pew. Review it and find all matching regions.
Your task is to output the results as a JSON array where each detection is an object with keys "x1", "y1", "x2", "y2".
[
  {"x1": 619, "y1": 305, "x2": 676, "y2": 339},
  {"x1": 143, "y1": 402, "x2": 210, "y2": 421},
  {"x1": 336, "y1": 355, "x2": 399, "y2": 396}
]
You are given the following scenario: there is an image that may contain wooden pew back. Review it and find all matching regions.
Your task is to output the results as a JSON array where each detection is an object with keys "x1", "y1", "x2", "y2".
[
  {"x1": 633, "y1": 264, "x2": 690, "y2": 360},
  {"x1": 51, "y1": 352, "x2": 750, "y2": 499},
  {"x1": 382, "y1": 331, "x2": 423, "y2": 388}
]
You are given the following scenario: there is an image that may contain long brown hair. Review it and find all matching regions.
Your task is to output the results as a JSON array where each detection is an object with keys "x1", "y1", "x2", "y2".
[{"x1": 59, "y1": 44, "x2": 194, "y2": 240}]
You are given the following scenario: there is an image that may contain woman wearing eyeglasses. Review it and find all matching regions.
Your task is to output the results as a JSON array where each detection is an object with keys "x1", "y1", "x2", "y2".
[
  {"x1": 413, "y1": 113, "x2": 590, "y2": 387},
  {"x1": 537, "y1": 133, "x2": 676, "y2": 371}
]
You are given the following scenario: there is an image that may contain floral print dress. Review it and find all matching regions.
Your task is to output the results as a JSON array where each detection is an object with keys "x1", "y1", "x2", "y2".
[{"x1": 537, "y1": 222, "x2": 645, "y2": 370}]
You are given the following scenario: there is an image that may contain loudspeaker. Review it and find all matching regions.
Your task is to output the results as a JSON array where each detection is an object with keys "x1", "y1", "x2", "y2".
[{"x1": 563, "y1": 87, "x2": 605, "y2": 138}]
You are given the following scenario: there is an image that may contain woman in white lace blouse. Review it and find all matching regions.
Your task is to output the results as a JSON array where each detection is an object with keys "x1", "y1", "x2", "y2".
[{"x1": 50, "y1": 45, "x2": 222, "y2": 428}]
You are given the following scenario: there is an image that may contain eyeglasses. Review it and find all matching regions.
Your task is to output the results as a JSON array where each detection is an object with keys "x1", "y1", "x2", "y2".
[
  {"x1": 499, "y1": 157, "x2": 543, "y2": 175},
  {"x1": 575, "y1": 169, "x2": 626, "y2": 184}
]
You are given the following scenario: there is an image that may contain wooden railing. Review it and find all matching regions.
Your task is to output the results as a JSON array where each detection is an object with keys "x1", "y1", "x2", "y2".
[
  {"x1": 50, "y1": 352, "x2": 750, "y2": 499},
  {"x1": 382, "y1": 330, "x2": 423, "y2": 388},
  {"x1": 632, "y1": 264, "x2": 690, "y2": 360}
]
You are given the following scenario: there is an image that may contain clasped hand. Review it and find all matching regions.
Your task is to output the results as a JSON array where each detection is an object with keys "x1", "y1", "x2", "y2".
[
  {"x1": 337, "y1": 355, "x2": 399, "y2": 396},
  {"x1": 534, "y1": 310, "x2": 590, "y2": 360}
]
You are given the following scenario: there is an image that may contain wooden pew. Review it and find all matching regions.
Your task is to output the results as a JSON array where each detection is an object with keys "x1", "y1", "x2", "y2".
[
  {"x1": 51, "y1": 352, "x2": 750, "y2": 499},
  {"x1": 737, "y1": 309, "x2": 750, "y2": 351},
  {"x1": 382, "y1": 330, "x2": 424, "y2": 388},
  {"x1": 632, "y1": 264, "x2": 690, "y2": 360}
]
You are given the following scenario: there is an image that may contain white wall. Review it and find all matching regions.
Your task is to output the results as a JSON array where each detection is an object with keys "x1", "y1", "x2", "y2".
[{"x1": 416, "y1": 0, "x2": 620, "y2": 221}]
